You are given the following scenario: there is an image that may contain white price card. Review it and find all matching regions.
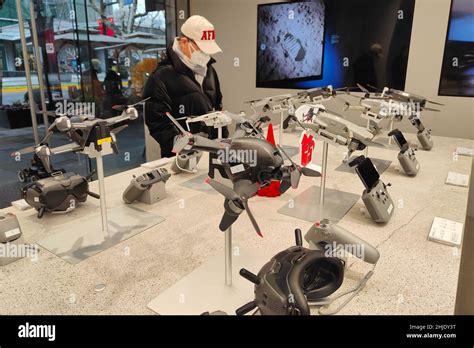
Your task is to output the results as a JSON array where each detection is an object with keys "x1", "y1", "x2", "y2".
[
  {"x1": 428, "y1": 217, "x2": 463, "y2": 247},
  {"x1": 446, "y1": 172, "x2": 469, "y2": 188},
  {"x1": 456, "y1": 147, "x2": 474, "y2": 157}
]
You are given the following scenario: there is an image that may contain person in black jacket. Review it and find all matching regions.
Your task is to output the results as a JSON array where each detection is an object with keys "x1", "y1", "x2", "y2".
[{"x1": 144, "y1": 15, "x2": 228, "y2": 158}]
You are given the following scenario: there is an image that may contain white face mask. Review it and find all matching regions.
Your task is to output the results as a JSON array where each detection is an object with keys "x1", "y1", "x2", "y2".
[{"x1": 189, "y1": 43, "x2": 210, "y2": 67}]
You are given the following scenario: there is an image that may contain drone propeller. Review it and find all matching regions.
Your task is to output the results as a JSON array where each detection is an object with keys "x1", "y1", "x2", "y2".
[
  {"x1": 423, "y1": 106, "x2": 442, "y2": 112},
  {"x1": 335, "y1": 86, "x2": 360, "y2": 93},
  {"x1": 112, "y1": 97, "x2": 151, "y2": 111},
  {"x1": 12, "y1": 145, "x2": 35, "y2": 156},
  {"x1": 166, "y1": 112, "x2": 189, "y2": 134},
  {"x1": 277, "y1": 145, "x2": 321, "y2": 193},
  {"x1": 224, "y1": 111, "x2": 266, "y2": 139},
  {"x1": 366, "y1": 84, "x2": 383, "y2": 93},
  {"x1": 207, "y1": 178, "x2": 262, "y2": 237},
  {"x1": 356, "y1": 83, "x2": 370, "y2": 94},
  {"x1": 426, "y1": 100, "x2": 445, "y2": 106},
  {"x1": 110, "y1": 124, "x2": 129, "y2": 136},
  {"x1": 11, "y1": 131, "x2": 55, "y2": 157},
  {"x1": 224, "y1": 111, "x2": 248, "y2": 124}
]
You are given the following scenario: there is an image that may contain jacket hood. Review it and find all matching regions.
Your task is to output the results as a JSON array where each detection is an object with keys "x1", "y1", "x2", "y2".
[{"x1": 160, "y1": 43, "x2": 217, "y2": 75}]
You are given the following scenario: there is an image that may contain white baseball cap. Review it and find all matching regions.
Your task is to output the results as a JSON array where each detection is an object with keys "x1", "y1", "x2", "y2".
[{"x1": 181, "y1": 15, "x2": 222, "y2": 55}]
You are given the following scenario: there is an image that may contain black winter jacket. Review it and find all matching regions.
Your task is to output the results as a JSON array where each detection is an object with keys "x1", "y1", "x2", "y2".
[{"x1": 143, "y1": 45, "x2": 228, "y2": 158}]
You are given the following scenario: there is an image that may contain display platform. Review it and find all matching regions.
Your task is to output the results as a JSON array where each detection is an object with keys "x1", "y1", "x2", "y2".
[
  {"x1": 279, "y1": 145, "x2": 300, "y2": 158},
  {"x1": 180, "y1": 173, "x2": 217, "y2": 194},
  {"x1": 148, "y1": 247, "x2": 270, "y2": 315},
  {"x1": 36, "y1": 206, "x2": 165, "y2": 264},
  {"x1": 335, "y1": 158, "x2": 393, "y2": 175},
  {"x1": 278, "y1": 185, "x2": 360, "y2": 223},
  {"x1": 0, "y1": 133, "x2": 472, "y2": 315}
]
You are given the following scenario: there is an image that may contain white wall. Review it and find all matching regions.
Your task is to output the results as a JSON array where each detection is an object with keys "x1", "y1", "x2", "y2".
[{"x1": 191, "y1": 0, "x2": 474, "y2": 139}]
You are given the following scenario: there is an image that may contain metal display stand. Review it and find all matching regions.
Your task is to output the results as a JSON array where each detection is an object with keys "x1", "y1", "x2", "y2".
[
  {"x1": 33, "y1": 142, "x2": 165, "y2": 264},
  {"x1": 221, "y1": 123, "x2": 233, "y2": 286},
  {"x1": 148, "y1": 127, "x2": 266, "y2": 313},
  {"x1": 278, "y1": 140, "x2": 360, "y2": 223},
  {"x1": 335, "y1": 157, "x2": 392, "y2": 175},
  {"x1": 147, "y1": 239, "x2": 269, "y2": 314},
  {"x1": 82, "y1": 143, "x2": 114, "y2": 239},
  {"x1": 147, "y1": 213, "x2": 267, "y2": 314}
]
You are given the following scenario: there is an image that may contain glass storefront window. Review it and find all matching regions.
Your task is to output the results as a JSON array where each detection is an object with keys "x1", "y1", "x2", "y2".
[{"x1": 0, "y1": 0, "x2": 181, "y2": 208}]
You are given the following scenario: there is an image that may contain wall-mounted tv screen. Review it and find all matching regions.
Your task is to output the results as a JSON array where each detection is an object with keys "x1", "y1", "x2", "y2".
[
  {"x1": 256, "y1": 0, "x2": 415, "y2": 90},
  {"x1": 439, "y1": 0, "x2": 474, "y2": 97},
  {"x1": 256, "y1": 1, "x2": 326, "y2": 88}
]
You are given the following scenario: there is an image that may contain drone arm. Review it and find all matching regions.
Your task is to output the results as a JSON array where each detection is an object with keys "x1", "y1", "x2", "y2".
[{"x1": 68, "y1": 129, "x2": 85, "y2": 146}]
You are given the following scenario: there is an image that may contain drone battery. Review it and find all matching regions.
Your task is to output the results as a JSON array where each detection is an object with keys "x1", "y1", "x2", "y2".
[{"x1": 362, "y1": 180, "x2": 394, "y2": 223}]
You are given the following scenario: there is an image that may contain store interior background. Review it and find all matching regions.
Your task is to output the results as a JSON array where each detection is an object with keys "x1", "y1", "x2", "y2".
[
  {"x1": 190, "y1": 0, "x2": 474, "y2": 314},
  {"x1": 1, "y1": 0, "x2": 473, "y2": 210},
  {"x1": 0, "y1": 0, "x2": 472, "y2": 314},
  {"x1": 0, "y1": 0, "x2": 182, "y2": 208},
  {"x1": 189, "y1": 0, "x2": 474, "y2": 140}
]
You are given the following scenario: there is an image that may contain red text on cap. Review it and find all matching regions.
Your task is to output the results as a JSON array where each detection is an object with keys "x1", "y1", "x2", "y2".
[{"x1": 201, "y1": 30, "x2": 215, "y2": 40}]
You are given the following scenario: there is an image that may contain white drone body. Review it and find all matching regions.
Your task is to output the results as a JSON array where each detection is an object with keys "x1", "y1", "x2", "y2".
[
  {"x1": 294, "y1": 104, "x2": 387, "y2": 162},
  {"x1": 358, "y1": 97, "x2": 420, "y2": 126},
  {"x1": 296, "y1": 105, "x2": 376, "y2": 143},
  {"x1": 186, "y1": 111, "x2": 234, "y2": 129},
  {"x1": 247, "y1": 94, "x2": 293, "y2": 113}
]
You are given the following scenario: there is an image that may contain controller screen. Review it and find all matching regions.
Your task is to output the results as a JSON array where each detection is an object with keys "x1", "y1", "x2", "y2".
[
  {"x1": 356, "y1": 158, "x2": 380, "y2": 190},
  {"x1": 393, "y1": 131, "x2": 408, "y2": 150}
]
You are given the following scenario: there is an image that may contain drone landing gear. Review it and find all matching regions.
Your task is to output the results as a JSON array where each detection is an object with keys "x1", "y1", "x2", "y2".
[{"x1": 17, "y1": 170, "x2": 28, "y2": 183}]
